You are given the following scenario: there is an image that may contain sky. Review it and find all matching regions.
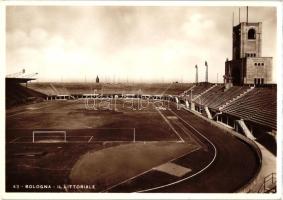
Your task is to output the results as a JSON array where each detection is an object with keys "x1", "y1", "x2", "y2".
[{"x1": 6, "y1": 6, "x2": 277, "y2": 83}]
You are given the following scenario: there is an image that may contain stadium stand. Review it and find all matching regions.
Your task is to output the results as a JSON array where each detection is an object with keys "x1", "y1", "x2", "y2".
[
  {"x1": 181, "y1": 84, "x2": 276, "y2": 154},
  {"x1": 181, "y1": 83, "x2": 276, "y2": 132},
  {"x1": 221, "y1": 87, "x2": 277, "y2": 130},
  {"x1": 26, "y1": 81, "x2": 277, "y2": 136},
  {"x1": 206, "y1": 86, "x2": 251, "y2": 110},
  {"x1": 6, "y1": 78, "x2": 46, "y2": 108},
  {"x1": 183, "y1": 83, "x2": 213, "y2": 101},
  {"x1": 193, "y1": 85, "x2": 224, "y2": 105},
  {"x1": 27, "y1": 83, "x2": 96, "y2": 95},
  {"x1": 28, "y1": 82, "x2": 193, "y2": 96}
]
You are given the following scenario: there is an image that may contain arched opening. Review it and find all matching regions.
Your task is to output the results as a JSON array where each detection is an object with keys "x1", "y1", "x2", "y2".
[{"x1": 248, "y1": 29, "x2": 256, "y2": 39}]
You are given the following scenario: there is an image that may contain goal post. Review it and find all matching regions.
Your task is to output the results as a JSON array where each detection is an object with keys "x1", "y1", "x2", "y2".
[
  {"x1": 32, "y1": 130, "x2": 67, "y2": 143},
  {"x1": 32, "y1": 129, "x2": 135, "y2": 143}
]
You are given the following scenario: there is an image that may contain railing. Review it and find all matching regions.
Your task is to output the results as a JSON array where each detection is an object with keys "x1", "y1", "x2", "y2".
[
  {"x1": 258, "y1": 173, "x2": 276, "y2": 193},
  {"x1": 219, "y1": 86, "x2": 253, "y2": 110}
]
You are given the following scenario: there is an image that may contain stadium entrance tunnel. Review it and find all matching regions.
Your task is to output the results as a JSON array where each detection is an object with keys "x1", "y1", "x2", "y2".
[{"x1": 69, "y1": 141, "x2": 203, "y2": 192}]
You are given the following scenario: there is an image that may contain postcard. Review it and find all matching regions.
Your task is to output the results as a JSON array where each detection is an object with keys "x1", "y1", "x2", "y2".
[{"x1": 1, "y1": 1, "x2": 281, "y2": 199}]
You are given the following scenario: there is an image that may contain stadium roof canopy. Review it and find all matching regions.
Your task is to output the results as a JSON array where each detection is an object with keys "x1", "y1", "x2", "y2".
[{"x1": 6, "y1": 77, "x2": 36, "y2": 84}]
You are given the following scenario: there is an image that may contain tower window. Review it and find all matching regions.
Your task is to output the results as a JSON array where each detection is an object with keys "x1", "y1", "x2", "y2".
[
  {"x1": 255, "y1": 63, "x2": 257, "y2": 66},
  {"x1": 248, "y1": 29, "x2": 256, "y2": 39}
]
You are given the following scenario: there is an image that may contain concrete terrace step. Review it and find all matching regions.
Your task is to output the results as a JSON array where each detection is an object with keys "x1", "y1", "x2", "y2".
[
  {"x1": 192, "y1": 84, "x2": 217, "y2": 102},
  {"x1": 219, "y1": 86, "x2": 254, "y2": 110},
  {"x1": 181, "y1": 85, "x2": 196, "y2": 96}
]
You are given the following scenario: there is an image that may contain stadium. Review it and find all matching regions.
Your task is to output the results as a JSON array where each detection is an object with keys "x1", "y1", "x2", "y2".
[{"x1": 5, "y1": 6, "x2": 277, "y2": 194}]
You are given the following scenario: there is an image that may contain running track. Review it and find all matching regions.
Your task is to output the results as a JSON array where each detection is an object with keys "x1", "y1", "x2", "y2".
[{"x1": 107, "y1": 104, "x2": 260, "y2": 193}]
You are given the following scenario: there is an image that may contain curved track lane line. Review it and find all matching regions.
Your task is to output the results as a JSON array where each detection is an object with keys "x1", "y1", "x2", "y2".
[
  {"x1": 102, "y1": 146, "x2": 201, "y2": 192},
  {"x1": 104, "y1": 108, "x2": 217, "y2": 193},
  {"x1": 134, "y1": 109, "x2": 217, "y2": 193},
  {"x1": 155, "y1": 107, "x2": 185, "y2": 143}
]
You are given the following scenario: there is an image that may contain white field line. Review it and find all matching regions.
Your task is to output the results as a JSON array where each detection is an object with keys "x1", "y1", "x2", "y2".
[
  {"x1": 9, "y1": 137, "x2": 22, "y2": 143},
  {"x1": 88, "y1": 136, "x2": 93, "y2": 143},
  {"x1": 33, "y1": 130, "x2": 66, "y2": 143},
  {"x1": 9, "y1": 134, "x2": 181, "y2": 144},
  {"x1": 6, "y1": 109, "x2": 38, "y2": 118},
  {"x1": 7, "y1": 127, "x2": 135, "y2": 130},
  {"x1": 6, "y1": 99, "x2": 88, "y2": 118},
  {"x1": 6, "y1": 104, "x2": 57, "y2": 118},
  {"x1": 10, "y1": 141, "x2": 182, "y2": 144},
  {"x1": 17, "y1": 164, "x2": 71, "y2": 171},
  {"x1": 11, "y1": 141, "x2": 126, "y2": 144},
  {"x1": 32, "y1": 131, "x2": 66, "y2": 133},
  {"x1": 5, "y1": 101, "x2": 50, "y2": 115},
  {"x1": 135, "y1": 109, "x2": 218, "y2": 193},
  {"x1": 173, "y1": 120, "x2": 206, "y2": 149},
  {"x1": 102, "y1": 146, "x2": 201, "y2": 192},
  {"x1": 155, "y1": 107, "x2": 185, "y2": 143}
]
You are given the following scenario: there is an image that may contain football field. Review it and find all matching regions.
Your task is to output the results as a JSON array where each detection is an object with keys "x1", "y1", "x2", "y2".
[{"x1": 6, "y1": 99, "x2": 259, "y2": 192}]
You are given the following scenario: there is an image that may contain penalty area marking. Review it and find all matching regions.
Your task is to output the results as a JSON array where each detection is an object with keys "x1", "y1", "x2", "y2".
[
  {"x1": 9, "y1": 128, "x2": 137, "y2": 143},
  {"x1": 9, "y1": 137, "x2": 181, "y2": 144},
  {"x1": 134, "y1": 109, "x2": 218, "y2": 193},
  {"x1": 155, "y1": 107, "x2": 185, "y2": 143},
  {"x1": 9, "y1": 136, "x2": 137, "y2": 144},
  {"x1": 8, "y1": 127, "x2": 183, "y2": 144}
]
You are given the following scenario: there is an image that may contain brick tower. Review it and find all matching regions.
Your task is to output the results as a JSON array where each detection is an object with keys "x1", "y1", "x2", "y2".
[{"x1": 224, "y1": 9, "x2": 272, "y2": 87}]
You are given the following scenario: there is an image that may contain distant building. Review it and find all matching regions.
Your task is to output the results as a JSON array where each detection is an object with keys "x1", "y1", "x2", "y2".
[
  {"x1": 224, "y1": 21, "x2": 272, "y2": 87},
  {"x1": 96, "y1": 75, "x2": 99, "y2": 83}
]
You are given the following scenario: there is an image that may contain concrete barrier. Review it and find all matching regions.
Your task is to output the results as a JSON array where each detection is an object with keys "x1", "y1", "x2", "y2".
[{"x1": 182, "y1": 106, "x2": 263, "y2": 193}]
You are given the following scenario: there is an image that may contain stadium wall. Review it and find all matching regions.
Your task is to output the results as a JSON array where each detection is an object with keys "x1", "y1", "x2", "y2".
[{"x1": 182, "y1": 106, "x2": 263, "y2": 193}]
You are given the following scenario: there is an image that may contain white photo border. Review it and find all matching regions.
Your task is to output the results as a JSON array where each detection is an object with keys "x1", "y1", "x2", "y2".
[{"x1": 0, "y1": 1, "x2": 282, "y2": 200}]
